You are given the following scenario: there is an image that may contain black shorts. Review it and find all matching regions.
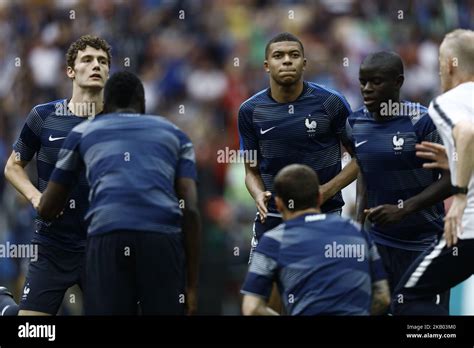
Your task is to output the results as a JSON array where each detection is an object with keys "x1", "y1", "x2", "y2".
[
  {"x1": 85, "y1": 230, "x2": 186, "y2": 315},
  {"x1": 19, "y1": 243, "x2": 85, "y2": 315},
  {"x1": 248, "y1": 214, "x2": 282, "y2": 264},
  {"x1": 375, "y1": 243, "x2": 427, "y2": 293},
  {"x1": 393, "y1": 237, "x2": 474, "y2": 315},
  {"x1": 249, "y1": 209, "x2": 342, "y2": 263}
]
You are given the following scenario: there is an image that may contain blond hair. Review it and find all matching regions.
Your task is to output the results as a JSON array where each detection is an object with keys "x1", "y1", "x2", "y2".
[{"x1": 442, "y1": 29, "x2": 474, "y2": 75}]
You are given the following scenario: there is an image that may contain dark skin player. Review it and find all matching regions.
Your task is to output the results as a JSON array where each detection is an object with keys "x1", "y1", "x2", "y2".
[{"x1": 355, "y1": 53, "x2": 452, "y2": 225}]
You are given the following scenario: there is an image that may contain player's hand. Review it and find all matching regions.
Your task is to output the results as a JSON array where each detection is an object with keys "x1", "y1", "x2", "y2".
[
  {"x1": 256, "y1": 191, "x2": 272, "y2": 223},
  {"x1": 444, "y1": 195, "x2": 467, "y2": 248},
  {"x1": 30, "y1": 193, "x2": 42, "y2": 210},
  {"x1": 185, "y1": 286, "x2": 198, "y2": 315},
  {"x1": 365, "y1": 204, "x2": 406, "y2": 225},
  {"x1": 415, "y1": 141, "x2": 449, "y2": 170}
]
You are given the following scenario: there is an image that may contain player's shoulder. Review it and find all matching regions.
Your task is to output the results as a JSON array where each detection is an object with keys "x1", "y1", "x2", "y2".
[
  {"x1": 306, "y1": 82, "x2": 350, "y2": 106},
  {"x1": 307, "y1": 81, "x2": 341, "y2": 97},
  {"x1": 402, "y1": 100, "x2": 429, "y2": 126},
  {"x1": 145, "y1": 114, "x2": 192, "y2": 142},
  {"x1": 326, "y1": 213, "x2": 360, "y2": 228},
  {"x1": 431, "y1": 82, "x2": 474, "y2": 111},
  {"x1": 261, "y1": 223, "x2": 285, "y2": 244},
  {"x1": 70, "y1": 118, "x2": 92, "y2": 135},
  {"x1": 347, "y1": 106, "x2": 368, "y2": 126},
  {"x1": 239, "y1": 88, "x2": 271, "y2": 114},
  {"x1": 31, "y1": 98, "x2": 66, "y2": 119}
]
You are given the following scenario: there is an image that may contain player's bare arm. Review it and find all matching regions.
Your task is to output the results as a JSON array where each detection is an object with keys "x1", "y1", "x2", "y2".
[
  {"x1": 444, "y1": 120, "x2": 474, "y2": 247},
  {"x1": 37, "y1": 181, "x2": 72, "y2": 221},
  {"x1": 355, "y1": 171, "x2": 368, "y2": 224},
  {"x1": 176, "y1": 177, "x2": 201, "y2": 315},
  {"x1": 242, "y1": 294, "x2": 279, "y2": 316},
  {"x1": 4, "y1": 151, "x2": 41, "y2": 209},
  {"x1": 244, "y1": 161, "x2": 271, "y2": 223},
  {"x1": 366, "y1": 169, "x2": 452, "y2": 225},
  {"x1": 320, "y1": 158, "x2": 359, "y2": 204},
  {"x1": 370, "y1": 280, "x2": 390, "y2": 315}
]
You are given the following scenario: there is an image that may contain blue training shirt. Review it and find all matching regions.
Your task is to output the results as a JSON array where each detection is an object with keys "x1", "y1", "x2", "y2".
[
  {"x1": 13, "y1": 99, "x2": 90, "y2": 252},
  {"x1": 345, "y1": 102, "x2": 445, "y2": 251},
  {"x1": 241, "y1": 213, "x2": 386, "y2": 315},
  {"x1": 238, "y1": 81, "x2": 352, "y2": 215},
  {"x1": 49, "y1": 113, "x2": 197, "y2": 236}
]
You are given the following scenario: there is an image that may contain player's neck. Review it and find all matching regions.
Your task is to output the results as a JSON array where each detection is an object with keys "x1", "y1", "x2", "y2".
[
  {"x1": 269, "y1": 79, "x2": 304, "y2": 103},
  {"x1": 282, "y1": 207, "x2": 321, "y2": 221},
  {"x1": 372, "y1": 97, "x2": 400, "y2": 121},
  {"x1": 451, "y1": 75, "x2": 474, "y2": 90},
  {"x1": 69, "y1": 88, "x2": 103, "y2": 117}
]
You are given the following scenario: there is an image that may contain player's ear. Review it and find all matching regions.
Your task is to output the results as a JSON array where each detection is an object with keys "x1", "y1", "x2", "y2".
[
  {"x1": 447, "y1": 55, "x2": 455, "y2": 75},
  {"x1": 264, "y1": 60, "x2": 270, "y2": 73},
  {"x1": 66, "y1": 66, "x2": 75, "y2": 79},
  {"x1": 395, "y1": 74, "x2": 404, "y2": 89},
  {"x1": 303, "y1": 57, "x2": 307, "y2": 70},
  {"x1": 275, "y1": 196, "x2": 285, "y2": 213}
]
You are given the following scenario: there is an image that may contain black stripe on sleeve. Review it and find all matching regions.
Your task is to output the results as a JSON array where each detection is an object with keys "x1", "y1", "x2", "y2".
[{"x1": 433, "y1": 98, "x2": 454, "y2": 129}]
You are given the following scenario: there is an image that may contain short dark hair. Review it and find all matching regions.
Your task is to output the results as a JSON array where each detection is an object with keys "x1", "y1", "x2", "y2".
[
  {"x1": 274, "y1": 164, "x2": 319, "y2": 211},
  {"x1": 265, "y1": 32, "x2": 304, "y2": 59},
  {"x1": 104, "y1": 71, "x2": 145, "y2": 114},
  {"x1": 66, "y1": 35, "x2": 112, "y2": 69},
  {"x1": 361, "y1": 51, "x2": 404, "y2": 77}
]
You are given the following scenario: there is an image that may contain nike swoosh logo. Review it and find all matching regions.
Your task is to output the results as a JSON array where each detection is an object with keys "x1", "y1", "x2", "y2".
[
  {"x1": 49, "y1": 135, "x2": 66, "y2": 142},
  {"x1": 355, "y1": 140, "x2": 368, "y2": 148},
  {"x1": 260, "y1": 127, "x2": 276, "y2": 135}
]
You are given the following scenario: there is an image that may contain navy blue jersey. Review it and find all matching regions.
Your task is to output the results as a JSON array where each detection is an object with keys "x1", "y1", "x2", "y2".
[
  {"x1": 13, "y1": 99, "x2": 90, "y2": 252},
  {"x1": 238, "y1": 81, "x2": 352, "y2": 215},
  {"x1": 241, "y1": 213, "x2": 386, "y2": 315},
  {"x1": 346, "y1": 102, "x2": 445, "y2": 251},
  {"x1": 50, "y1": 113, "x2": 197, "y2": 236}
]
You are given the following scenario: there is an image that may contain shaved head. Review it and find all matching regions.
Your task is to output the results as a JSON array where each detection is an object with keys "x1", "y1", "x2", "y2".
[{"x1": 361, "y1": 51, "x2": 404, "y2": 78}]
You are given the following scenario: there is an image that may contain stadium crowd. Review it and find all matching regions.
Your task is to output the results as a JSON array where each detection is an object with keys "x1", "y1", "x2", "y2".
[{"x1": 0, "y1": 0, "x2": 472, "y2": 314}]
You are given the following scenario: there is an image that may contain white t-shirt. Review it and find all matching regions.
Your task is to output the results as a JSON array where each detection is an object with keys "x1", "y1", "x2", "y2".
[{"x1": 428, "y1": 82, "x2": 474, "y2": 239}]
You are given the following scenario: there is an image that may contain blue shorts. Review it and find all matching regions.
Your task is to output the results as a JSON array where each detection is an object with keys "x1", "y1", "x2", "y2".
[
  {"x1": 85, "y1": 230, "x2": 186, "y2": 315},
  {"x1": 19, "y1": 243, "x2": 85, "y2": 314}
]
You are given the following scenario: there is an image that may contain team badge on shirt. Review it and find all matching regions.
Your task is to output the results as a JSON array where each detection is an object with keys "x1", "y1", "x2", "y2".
[
  {"x1": 392, "y1": 133, "x2": 404, "y2": 152},
  {"x1": 305, "y1": 115, "x2": 317, "y2": 137}
]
